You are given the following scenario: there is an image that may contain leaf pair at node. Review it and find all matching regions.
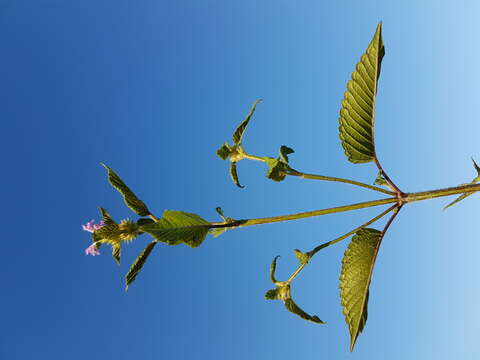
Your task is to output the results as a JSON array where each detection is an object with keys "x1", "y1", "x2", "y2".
[
  {"x1": 216, "y1": 99, "x2": 262, "y2": 187},
  {"x1": 264, "y1": 256, "x2": 324, "y2": 324},
  {"x1": 264, "y1": 145, "x2": 295, "y2": 182},
  {"x1": 98, "y1": 164, "x2": 214, "y2": 290},
  {"x1": 92, "y1": 207, "x2": 142, "y2": 265}
]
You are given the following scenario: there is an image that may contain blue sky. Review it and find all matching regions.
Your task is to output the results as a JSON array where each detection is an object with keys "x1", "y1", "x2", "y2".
[{"x1": 2, "y1": 1, "x2": 480, "y2": 359}]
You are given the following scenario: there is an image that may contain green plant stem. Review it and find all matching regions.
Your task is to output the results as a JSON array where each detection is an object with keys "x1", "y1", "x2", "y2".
[
  {"x1": 308, "y1": 204, "x2": 398, "y2": 257},
  {"x1": 238, "y1": 197, "x2": 397, "y2": 227},
  {"x1": 404, "y1": 183, "x2": 480, "y2": 203},
  {"x1": 287, "y1": 169, "x2": 395, "y2": 195},
  {"x1": 241, "y1": 152, "x2": 395, "y2": 195},
  {"x1": 211, "y1": 181, "x2": 480, "y2": 230},
  {"x1": 285, "y1": 204, "x2": 398, "y2": 284}
]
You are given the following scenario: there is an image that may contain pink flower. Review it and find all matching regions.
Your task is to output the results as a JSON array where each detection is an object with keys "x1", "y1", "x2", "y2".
[
  {"x1": 82, "y1": 219, "x2": 105, "y2": 233},
  {"x1": 85, "y1": 243, "x2": 101, "y2": 256}
]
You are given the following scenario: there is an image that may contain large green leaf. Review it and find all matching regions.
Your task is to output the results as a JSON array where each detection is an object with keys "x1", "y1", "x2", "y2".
[
  {"x1": 232, "y1": 99, "x2": 262, "y2": 145},
  {"x1": 339, "y1": 228, "x2": 382, "y2": 351},
  {"x1": 339, "y1": 23, "x2": 384, "y2": 163},
  {"x1": 102, "y1": 164, "x2": 151, "y2": 217},
  {"x1": 140, "y1": 210, "x2": 211, "y2": 248},
  {"x1": 125, "y1": 241, "x2": 157, "y2": 290}
]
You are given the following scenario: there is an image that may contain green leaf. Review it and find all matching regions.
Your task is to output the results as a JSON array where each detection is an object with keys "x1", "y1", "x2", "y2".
[
  {"x1": 230, "y1": 162, "x2": 244, "y2": 188},
  {"x1": 293, "y1": 249, "x2": 310, "y2": 265},
  {"x1": 270, "y1": 255, "x2": 280, "y2": 283},
  {"x1": 473, "y1": 157, "x2": 480, "y2": 180},
  {"x1": 444, "y1": 158, "x2": 480, "y2": 209},
  {"x1": 232, "y1": 99, "x2": 262, "y2": 145},
  {"x1": 99, "y1": 207, "x2": 116, "y2": 225},
  {"x1": 112, "y1": 243, "x2": 121, "y2": 265},
  {"x1": 216, "y1": 142, "x2": 233, "y2": 160},
  {"x1": 265, "y1": 288, "x2": 280, "y2": 300},
  {"x1": 339, "y1": 228, "x2": 383, "y2": 351},
  {"x1": 137, "y1": 218, "x2": 155, "y2": 226},
  {"x1": 140, "y1": 210, "x2": 211, "y2": 248},
  {"x1": 444, "y1": 192, "x2": 475, "y2": 210},
  {"x1": 284, "y1": 298, "x2": 325, "y2": 324},
  {"x1": 125, "y1": 241, "x2": 157, "y2": 290},
  {"x1": 373, "y1": 171, "x2": 388, "y2": 186},
  {"x1": 279, "y1": 145, "x2": 294, "y2": 163},
  {"x1": 102, "y1": 164, "x2": 151, "y2": 217},
  {"x1": 339, "y1": 23, "x2": 384, "y2": 164},
  {"x1": 265, "y1": 158, "x2": 288, "y2": 182}
]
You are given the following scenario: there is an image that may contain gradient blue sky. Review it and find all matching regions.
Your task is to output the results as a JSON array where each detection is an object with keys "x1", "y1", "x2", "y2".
[{"x1": 3, "y1": 1, "x2": 480, "y2": 359}]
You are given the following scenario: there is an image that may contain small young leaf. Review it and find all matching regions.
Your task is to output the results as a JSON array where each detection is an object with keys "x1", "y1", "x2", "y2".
[
  {"x1": 215, "y1": 206, "x2": 227, "y2": 221},
  {"x1": 473, "y1": 157, "x2": 480, "y2": 178},
  {"x1": 125, "y1": 241, "x2": 157, "y2": 290},
  {"x1": 102, "y1": 164, "x2": 151, "y2": 217},
  {"x1": 140, "y1": 210, "x2": 211, "y2": 248},
  {"x1": 284, "y1": 298, "x2": 325, "y2": 324},
  {"x1": 216, "y1": 142, "x2": 233, "y2": 160},
  {"x1": 265, "y1": 159, "x2": 289, "y2": 182},
  {"x1": 444, "y1": 158, "x2": 480, "y2": 210},
  {"x1": 270, "y1": 255, "x2": 280, "y2": 283},
  {"x1": 279, "y1": 145, "x2": 294, "y2": 163},
  {"x1": 232, "y1": 99, "x2": 262, "y2": 145},
  {"x1": 99, "y1": 207, "x2": 116, "y2": 225},
  {"x1": 265, "y1": 288, "x2": 280, "y2": 300},
  {"x1": 293, "y1": 249, "x2": 310, "y2": 265},
  {"x1": 112, "y1": 243, "x2": 121, "y2": 265},
  {"x1": 340, "y1": 228, "x2": 382, "y2": 351},
  {"x1": 230, "y1": 162, "x2": 244, "y2": 188},
  {"x1": 338, "y1": 23, "x2": 384, "y2": 164},
  {"x1": 373, "y1": 171, "x2": 388, "y2": 186}
]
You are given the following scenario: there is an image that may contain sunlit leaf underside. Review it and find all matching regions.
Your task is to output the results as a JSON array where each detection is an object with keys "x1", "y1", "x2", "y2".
[{"x1": 339, "y1": 23, "x2": 384, "y2": 164}]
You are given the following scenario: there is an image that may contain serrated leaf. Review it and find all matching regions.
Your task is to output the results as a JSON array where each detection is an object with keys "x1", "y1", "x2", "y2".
[
  {"x1": 340, "y1": 228, "x2": 383, "y2": 351},
  {"x1": 284, "y1": 298, "x2": 325, "y2": 324},
  {"x1": 339, "y1": 23, "x2": 384, "y2": 164},
  {"x1": 293, "y1": 249, "x2": 310, "y2": 265},
  {"x1": 230, "y1": 162, "x2": 244, "y2": 188},
  {"x1": 125, "y1": 241, "x2": 157, "y2": 290},
  {"x1": 112, "y1": 243, "x2": 121, "y2": 265},
  {"x1": 140, "y1": 210, "x2": 211, "y2": 248},
  {"x1": 102, "y1": 164, "x2": 151, "y2": 217},
  {"x1": 232, "y1": 99, "x2": 262, "y2": 145},
  {"x1": 216, "y1": 142, "x2": 233, "y2": 160}
]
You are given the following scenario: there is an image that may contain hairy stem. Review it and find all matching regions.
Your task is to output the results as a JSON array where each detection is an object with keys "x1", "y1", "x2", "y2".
[
  {"x1": 242, "y1": 151, "x2": 395, "y2": 195},
  {"x1": 405, "y1": 183, "x2": 480, "y2": 203},
  {"x1": 288, "y1": 169, "x2": 395, "y2": 195},
  {"x1": 239, "y1": 197, "x2": 397, "y2": 227}
]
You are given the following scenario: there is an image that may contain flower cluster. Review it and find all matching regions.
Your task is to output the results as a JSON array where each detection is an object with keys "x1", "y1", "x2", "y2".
[{"x1": 82, "y1": 219, "x2": 105, "y2": 256}]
